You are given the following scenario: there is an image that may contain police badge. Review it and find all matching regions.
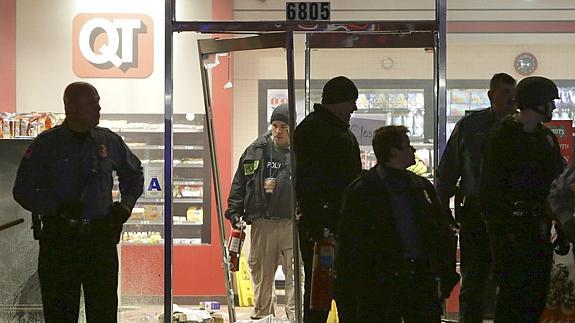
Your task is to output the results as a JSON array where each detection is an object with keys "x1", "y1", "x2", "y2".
[{"x1": 98, "y1": 144, "x2": 108, "y2": 158}]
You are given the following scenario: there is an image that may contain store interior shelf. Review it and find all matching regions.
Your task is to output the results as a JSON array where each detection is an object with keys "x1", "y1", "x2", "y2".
[
  {"x1": 121, "y1": 242, "x2": 210, "y2": 246},
  {"x1": 173, "y1": 180, "x2": 203, "y2": 185},
  {"x1": 136, "y1": 198, "x2": 203, "y2": 203},
  {"x1": 137, "y1": 163, "x2": 203, "y2": 168},
  {"x1": 125, "y1": 220, "x2": 202, "y2": 226},
  {"x1": 127, "y1": 144, "x2": 203, "y2": 150},
  {"x1": 114, "y1": 180, "x2": 203, "y2": 186},
  {"x1": 355, "y1": 107, "x2": 412, "y2": 114},
  {"x1": 411, "y1": 142, "x2": 434, "y2": 148},
  {"x1": 173, "y1": 164, "x2": 203, "y2": 168},
  {"x1": 108, "y1": 128, "x2": 204, "y2": 133},
  {"x1": 101, "y1": 113, "x2": 212, "y2": 246}
]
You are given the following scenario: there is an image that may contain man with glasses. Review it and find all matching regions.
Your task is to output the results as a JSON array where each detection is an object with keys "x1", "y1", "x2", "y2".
[
  {"x1": 294, "y1": 76, "x2": 362, "y2": 323},
  {"x1": 479, "y1": 76, "x2": 565, "y2": 322},
  {"x1": 436, "y1": 73, "x2": 516, "y2": 322}
]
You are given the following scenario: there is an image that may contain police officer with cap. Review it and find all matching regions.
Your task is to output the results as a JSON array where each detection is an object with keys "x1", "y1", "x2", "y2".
[
  {"x1": 13, "y1": 82, "x2": 144, "y2": 323},
  {"x1": 479, "y1": 76, "x2": 565, "y2": 322},
  {"x1": 294, "y1": 76, "x2": 362, "y2": 323}
]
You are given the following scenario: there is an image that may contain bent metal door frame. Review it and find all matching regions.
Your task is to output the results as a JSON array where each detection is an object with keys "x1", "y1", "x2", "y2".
[{"x1": 197, "y1": 32, "x2": 295, "y2": 323}]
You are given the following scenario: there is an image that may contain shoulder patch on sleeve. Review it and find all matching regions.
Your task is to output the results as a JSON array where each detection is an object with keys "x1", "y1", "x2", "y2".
[
  {"x1": 98, "y1": 144, "x2": 108, "y2": 158},
  {"x1": 243, "y1": 160, "x2": 259, "y2": 175}
]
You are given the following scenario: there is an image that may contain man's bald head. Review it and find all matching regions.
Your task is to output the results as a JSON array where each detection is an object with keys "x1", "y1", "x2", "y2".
[
  {"x1": 64, "y1": 82, "x2": 98, "y2": 107},
  {"x1": 63, "y1": 82, "x2": 101, "y2": 132}
]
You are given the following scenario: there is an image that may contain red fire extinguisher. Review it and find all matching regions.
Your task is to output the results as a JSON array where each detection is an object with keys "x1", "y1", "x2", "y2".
[
  {"x1": 310, "y1": 228, "x2": 336, "y2": 310},
  {"x1": 227, "y1": 221, "x2": 246, "y2": 272}
]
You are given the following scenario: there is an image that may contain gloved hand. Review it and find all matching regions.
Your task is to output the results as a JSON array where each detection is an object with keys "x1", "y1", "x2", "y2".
[
  {"x1": 109, "y1": 201, "x2": 132, "y2": 224},
  {"x1": 229, "y1": 215, "x2": 242, "y2": 229},
  {"x1": 557, "y1": 212, "x2": 575, "y2": 243},
  {"x1": 58, "y1": 200, "x2": 84, "y2": 219},
  {"x1": 554, "y1": 224, "x2": 571, "y2": 256}
]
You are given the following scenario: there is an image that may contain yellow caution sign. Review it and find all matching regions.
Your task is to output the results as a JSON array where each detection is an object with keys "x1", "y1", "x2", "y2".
[
  {"x1": 326, "y1": 300, "x2": 339, "y2": 323},
  {"x1": 236, "y1": 253, "x2": 255, "y2": 307}
]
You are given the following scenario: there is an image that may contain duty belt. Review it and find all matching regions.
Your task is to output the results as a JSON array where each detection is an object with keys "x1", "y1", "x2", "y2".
[{"x1": 40, "y1": 215, "x2": 111, "y2": 237}]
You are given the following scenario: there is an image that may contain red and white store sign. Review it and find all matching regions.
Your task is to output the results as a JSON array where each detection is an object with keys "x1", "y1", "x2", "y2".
[
  {"x1": 72, "y1": 13, "x2": 154, "y2": 78},
  {"x1": 545, "y1": 120, "x2": 573, "y2": 164}
]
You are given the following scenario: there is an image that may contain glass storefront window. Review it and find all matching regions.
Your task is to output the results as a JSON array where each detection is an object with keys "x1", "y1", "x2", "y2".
[{"x1": 7, "y1": 0, "x2": 575, "y2": 321}]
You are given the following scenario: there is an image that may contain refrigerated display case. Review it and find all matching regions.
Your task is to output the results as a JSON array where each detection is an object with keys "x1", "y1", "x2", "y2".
[
  {"x1": 259, "y1": 79, "x2": 435, "y2": 177},
  {"x1": 447, "y1": 88, "x2": 490, "y2": 138},
  {"x1": 96, "y1": 114, "x2": 212, "y2": 301},
  {"x1": 98, "y1": 114, "x2": 211, "y2": 247}
]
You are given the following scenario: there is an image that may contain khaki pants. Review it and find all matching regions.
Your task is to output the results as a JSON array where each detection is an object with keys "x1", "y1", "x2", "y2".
[{"x1": 249, "y1": 218, "x2": 302, "y2": 321}]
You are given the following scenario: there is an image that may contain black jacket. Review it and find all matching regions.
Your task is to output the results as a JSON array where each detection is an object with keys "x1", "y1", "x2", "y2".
[
  {"x1": 436, "y1": 108, "x2": 499, "y2": 210},
  {"x1": 335, "y1": 166, "x2": 459, "y2": 315},
  {"x1": 225, "y1": 132, "x2": 292, "y2": 222},
  {"x1": 293, "y1": 104, "x2": 362, "y2": 234},
  {"x1": 480, "y1": 115, "x2": 564, "y2": 223}
]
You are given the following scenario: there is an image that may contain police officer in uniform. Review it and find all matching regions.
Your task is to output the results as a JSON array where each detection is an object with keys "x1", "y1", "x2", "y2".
[
  {"x1": 479, "y1": 76, "x2": 564, "y2": 322},
  {"x1": 13, "y1": 82, "x2": 144, "y2": 323},
  {"x1": 294, "y1": 76, "x2": 363, "y2": 323},
  {"x1": 436, "y1": 73, "x2": 516, "y2": 322}
]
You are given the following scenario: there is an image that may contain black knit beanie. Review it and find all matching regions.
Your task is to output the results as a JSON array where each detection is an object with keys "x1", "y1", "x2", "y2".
[
  {"x1": 270, "y1": 104, "x2": 289, "y2": 124},
  {"x1": 321, "y1": 76, "x2": 359, "y2": 104}
]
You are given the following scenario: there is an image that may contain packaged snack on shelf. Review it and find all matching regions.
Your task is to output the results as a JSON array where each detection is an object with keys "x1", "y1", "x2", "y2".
[
  {"x1": 186, "y1": 207, "x2": 203, "y2": 224},
  {"x1": 143, "y1": 205, "x2": 162, "y2": 220},
  {"x1": 176, "y1": 184, "x2": 203, "y2": 198},
  {"x1": 0, "y1": 113, "x2": 6, "y2": 138},
  {"x1": 173, "y1": 216, "x2": 187, "y2": 223},
  {"x1": 180, "y1": 157, "x2": 203, "y2": 166},
  {"x1": 131, "y1": 207, "x2": 145, "y2": 220}
]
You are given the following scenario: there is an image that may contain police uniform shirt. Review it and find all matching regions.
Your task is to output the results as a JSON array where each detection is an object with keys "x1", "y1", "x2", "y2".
[
  {"x1": 13, "y1": 124, "x2": 144, "y2": 219},
  {"x1": 436, "y1": 108, "x2": 499, "y2": 204}
]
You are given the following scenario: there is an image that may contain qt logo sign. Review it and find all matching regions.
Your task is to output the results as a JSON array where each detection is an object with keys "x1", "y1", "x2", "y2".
[{"x1": 72, "y1": 14, "x2": 154, "y2": 78}]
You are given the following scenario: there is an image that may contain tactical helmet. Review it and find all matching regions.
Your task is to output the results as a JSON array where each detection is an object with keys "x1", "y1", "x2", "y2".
[{"x1": 515, "y1": 76, "x2": 559, "y2": 110}]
